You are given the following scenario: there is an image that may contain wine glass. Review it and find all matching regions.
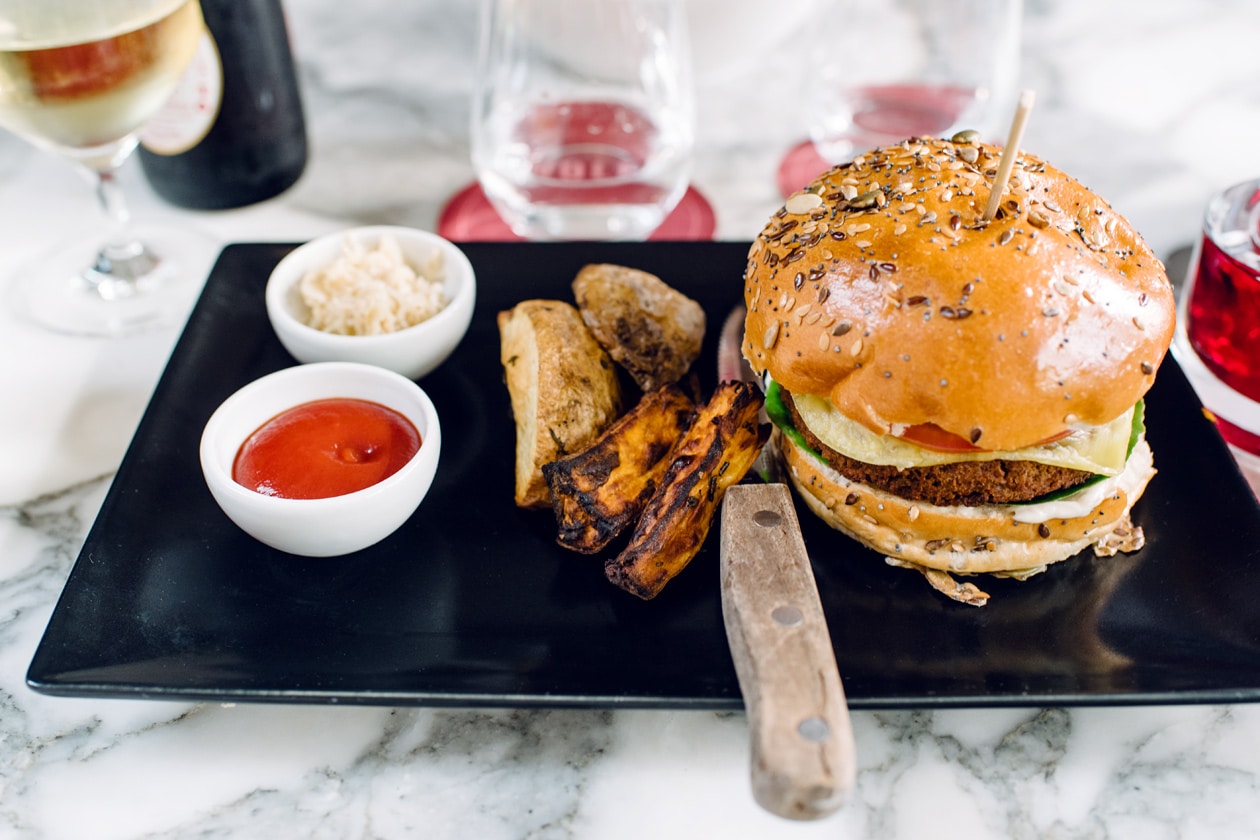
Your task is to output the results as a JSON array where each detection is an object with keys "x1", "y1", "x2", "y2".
[
  {"x1": 777, "y1": 0, "x2": 1023, "y2": 198},
  {"x1": 444, "y1": 0, "x2": 712, "y2": 243},
  {"x1": 0, "y1": 0, "x2": 218, "y2": 337}
]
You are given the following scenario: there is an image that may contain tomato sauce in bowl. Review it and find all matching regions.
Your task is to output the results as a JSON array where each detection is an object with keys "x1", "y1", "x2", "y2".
[{"x1": 233, "y1": 397, "x2": 421, "y2": 499}]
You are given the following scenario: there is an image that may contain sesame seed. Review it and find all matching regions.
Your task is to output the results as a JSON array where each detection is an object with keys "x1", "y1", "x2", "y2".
[{"x1": 762, "y1": 321, "x2": 781, "y2": 350}]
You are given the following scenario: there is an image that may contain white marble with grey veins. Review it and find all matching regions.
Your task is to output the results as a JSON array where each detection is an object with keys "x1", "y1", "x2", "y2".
[{"x1": 2, "y1": 1, "x2": 1260, "y2": 836}]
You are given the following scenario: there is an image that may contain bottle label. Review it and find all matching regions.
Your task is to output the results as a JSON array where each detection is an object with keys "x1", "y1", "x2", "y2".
[{"x1": 140, "y1": 31, "x2": 223, "y2": 155}]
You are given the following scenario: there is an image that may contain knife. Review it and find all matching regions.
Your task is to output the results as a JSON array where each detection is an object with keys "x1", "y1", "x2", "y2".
[{"x1": 717, "y1": 304, "x2": 856, "y2": 820}]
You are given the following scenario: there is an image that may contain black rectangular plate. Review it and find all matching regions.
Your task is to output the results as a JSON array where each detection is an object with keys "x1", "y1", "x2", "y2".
[{"x1": 26, "y1": 242, "x2": 1260, "y2": 709}]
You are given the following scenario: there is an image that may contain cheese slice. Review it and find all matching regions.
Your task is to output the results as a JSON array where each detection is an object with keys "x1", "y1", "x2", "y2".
[{"x1": 792, "y1": 394, "x2": 1135, "y2": 476}]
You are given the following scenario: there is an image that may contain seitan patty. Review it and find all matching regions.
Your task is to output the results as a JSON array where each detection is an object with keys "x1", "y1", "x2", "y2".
[{"x1": 782, "y1": 391, "x2": 1093, "y2": 506}]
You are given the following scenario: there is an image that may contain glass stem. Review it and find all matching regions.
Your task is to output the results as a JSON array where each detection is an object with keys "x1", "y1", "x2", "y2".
[{"x1": 86, "y1": 164, "x2": 159, "y2": 299}]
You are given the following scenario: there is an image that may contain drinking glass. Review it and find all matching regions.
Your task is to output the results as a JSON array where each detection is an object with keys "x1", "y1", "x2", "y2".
[
  {"x1": 777, "y1": 0, "x2": 1022, "y2": 197},
  {"x1": 0, "y1": 0, "x2": 217, "y2": 337},
  {"x1": 469, "y1": 0, "x2": 696, "y2": 241},
  {"x1": 1172, "y1": 178, "x2": 1260, "y2": 496}
]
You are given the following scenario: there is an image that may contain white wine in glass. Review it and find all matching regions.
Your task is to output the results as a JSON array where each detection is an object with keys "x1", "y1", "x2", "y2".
[{"x1": 0, "y1": 0, "x2": 216, "y2": 336}]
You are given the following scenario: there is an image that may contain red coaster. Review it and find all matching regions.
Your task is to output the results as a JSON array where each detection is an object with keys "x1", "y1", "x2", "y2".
[
  {"x1": 775, "y1": 139, "x2": 835, "y2": 199},
  {"x1": 437, "y1": 182, "x2": 716, "y2": 242}
]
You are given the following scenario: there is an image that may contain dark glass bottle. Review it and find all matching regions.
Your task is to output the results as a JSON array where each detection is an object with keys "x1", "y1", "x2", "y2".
[{"x1": 138, "y1": 0, "x2": 307, "y2": 209}]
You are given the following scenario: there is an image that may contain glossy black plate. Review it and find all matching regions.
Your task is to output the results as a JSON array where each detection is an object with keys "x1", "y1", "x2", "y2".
[{"x1": 26, "y1": 242, "x2": 1260, "y2": 708}]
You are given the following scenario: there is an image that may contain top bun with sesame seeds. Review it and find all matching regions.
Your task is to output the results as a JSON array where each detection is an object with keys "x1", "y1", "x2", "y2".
[
  {"x1": 743, "y1": 136, "x2": 1173, "y2": 453},
  {"x1": 741, "y1": 136, "x2": 1175, "y2": 605}
]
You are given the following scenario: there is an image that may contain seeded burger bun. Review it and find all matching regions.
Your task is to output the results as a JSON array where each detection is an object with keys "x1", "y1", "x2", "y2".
[{"x1": 743, "y1": 136, "x2": 1175, "y2": 605}]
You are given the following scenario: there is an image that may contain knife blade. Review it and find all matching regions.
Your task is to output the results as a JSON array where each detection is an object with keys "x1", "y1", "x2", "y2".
[{"x1": 717, "y1": 304, "x2": 856, "y2": 820}]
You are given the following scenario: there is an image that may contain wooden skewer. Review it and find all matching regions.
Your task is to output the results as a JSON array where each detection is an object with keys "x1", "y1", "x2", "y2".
[{"x1": 981, "y1": 89, "x2": 1036, "y2": 223}]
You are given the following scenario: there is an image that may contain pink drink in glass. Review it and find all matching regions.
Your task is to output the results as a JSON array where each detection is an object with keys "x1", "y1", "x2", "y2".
[
  {"x1": 1177, "y1": 179, "x2": 1260, "y2": 466},
  {"x1": 1186, "y1": 207, "x2": 1260, "y2": 403}
]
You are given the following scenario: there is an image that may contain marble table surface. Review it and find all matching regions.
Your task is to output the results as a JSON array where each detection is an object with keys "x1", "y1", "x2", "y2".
[{"x1": 3, "y1": 1, "x2": 1260, "y2": 837}]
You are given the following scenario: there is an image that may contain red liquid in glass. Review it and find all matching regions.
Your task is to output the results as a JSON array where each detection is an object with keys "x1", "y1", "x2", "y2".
[{"x1": 1186, "y1": 233, "x2": 1260, "y2": 403}]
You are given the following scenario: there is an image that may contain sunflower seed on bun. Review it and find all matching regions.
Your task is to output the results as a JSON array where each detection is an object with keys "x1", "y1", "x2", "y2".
[{"x1": 742, "y1": 136, "x2": 1175, "y2": 605}]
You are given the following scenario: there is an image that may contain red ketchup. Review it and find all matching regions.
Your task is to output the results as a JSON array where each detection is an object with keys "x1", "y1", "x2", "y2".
[{"x1": 233, "y1": 398, "x2": 421, "y2": 499}]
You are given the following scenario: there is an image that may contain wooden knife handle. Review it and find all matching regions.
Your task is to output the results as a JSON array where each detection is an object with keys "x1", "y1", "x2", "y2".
[{"x1": 720, "y1": 483, "x2": 856, "y2": 820}]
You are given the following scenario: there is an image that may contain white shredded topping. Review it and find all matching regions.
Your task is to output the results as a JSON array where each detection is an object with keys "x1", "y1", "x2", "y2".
[{"x1": 299, "y1": 235, "x2": 446, "y2": 335}]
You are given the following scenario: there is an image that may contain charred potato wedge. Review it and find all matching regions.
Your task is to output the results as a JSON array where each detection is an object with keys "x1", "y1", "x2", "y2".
[
  {"x1": 605, "y1": 381, "x2": 769, "y2": 600},
  {"x1": 543, "y1": 384, "x2": 697, "y2": 554}
]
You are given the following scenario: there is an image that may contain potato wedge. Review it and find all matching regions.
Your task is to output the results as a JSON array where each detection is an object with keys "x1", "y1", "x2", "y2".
[
  {"x1": 573, "y1": 263, "x2": 706, "y2": 392},
  {"x1": 498, "y1": 300, "x2": 622, "y2": 509},
  {"x1": 543, "y1": 384, "x2": 696, "y2": 554},
  {"x1": 605, "y1": 381, "x2": 769, "y2": 600}
]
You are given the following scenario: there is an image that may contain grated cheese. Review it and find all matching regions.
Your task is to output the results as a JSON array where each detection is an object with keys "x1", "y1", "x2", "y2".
[{"x1": 299, "y1": 235, "x2": 446, "y2": 335}]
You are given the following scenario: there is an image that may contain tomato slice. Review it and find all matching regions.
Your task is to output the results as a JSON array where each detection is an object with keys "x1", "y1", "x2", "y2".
[
  {"x1": 894, "y1": 423, "x2": 1073, "y2": 453},
  {"x1": 894, "y1": 423, "x2": 982, "y2": 453}
]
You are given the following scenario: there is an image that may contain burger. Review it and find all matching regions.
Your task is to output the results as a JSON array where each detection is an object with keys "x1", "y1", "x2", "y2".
[{"x1": 742, "y1": 136, "x2": 1175, "y2": 605}]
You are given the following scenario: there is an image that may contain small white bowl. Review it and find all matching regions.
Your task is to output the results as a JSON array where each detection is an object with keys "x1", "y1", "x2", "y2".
[
  {"x1": 200, "y1": 362, "x2": 441, "y2": 557},
  {"x1": 265, "y1": 226, "x2": 475, "y2": 380}
]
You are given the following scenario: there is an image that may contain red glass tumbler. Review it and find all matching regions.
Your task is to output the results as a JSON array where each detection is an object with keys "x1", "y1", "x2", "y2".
[{"x1": 1173, "y1": 178, "x2": 1260, "y2": 495}]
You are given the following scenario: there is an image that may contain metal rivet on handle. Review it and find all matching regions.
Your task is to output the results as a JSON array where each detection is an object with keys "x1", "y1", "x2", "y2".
[
  {"x1": 771, "y1": 605, "x2": 804, "y2": 627},
  {"x1": 752, "y1": 509, "x2": 782, "y2": 528},
  {"x1": 797, "y1": 716, "x2": 831, "y2": 743}
]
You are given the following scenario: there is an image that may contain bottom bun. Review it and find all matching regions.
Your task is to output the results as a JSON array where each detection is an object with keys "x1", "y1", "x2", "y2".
[{"x1": 780, "y1": 430, "x2": 1156, "y2": 580}]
